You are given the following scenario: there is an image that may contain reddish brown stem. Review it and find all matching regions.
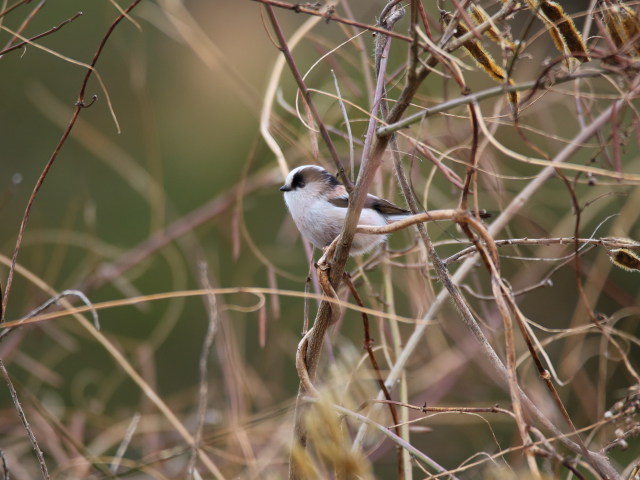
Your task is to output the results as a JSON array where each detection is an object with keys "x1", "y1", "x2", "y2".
[{"x1": 343, "y1": 273, "x2": 403, "y2": 478}]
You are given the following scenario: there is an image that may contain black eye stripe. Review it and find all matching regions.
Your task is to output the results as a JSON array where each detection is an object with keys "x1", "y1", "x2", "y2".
[
  {"x1": 292, "y1": 172, "x2": 305, "y2": 189},
  {"x1": 323, "y1": 171, "x2": 340, "y2": 187}
]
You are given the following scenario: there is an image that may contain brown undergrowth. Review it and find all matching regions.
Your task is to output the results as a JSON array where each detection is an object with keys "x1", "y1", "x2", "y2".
[{"x1": 0, "y1": 1, "x2": 639, "y2": 479}]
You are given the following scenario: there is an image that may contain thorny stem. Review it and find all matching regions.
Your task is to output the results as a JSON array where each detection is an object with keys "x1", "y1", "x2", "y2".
[
  {"x1": 377, "y1": 400, "x2": 515, "y2": 417},
  {"x1": 444, "y1": 236, "x2": 639, "y2": 265}
]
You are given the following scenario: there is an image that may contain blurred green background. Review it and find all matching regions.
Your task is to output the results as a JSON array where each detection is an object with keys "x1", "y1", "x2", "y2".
[{"x1": 1, "y1": 0, "x2": 285, "y2": 390}]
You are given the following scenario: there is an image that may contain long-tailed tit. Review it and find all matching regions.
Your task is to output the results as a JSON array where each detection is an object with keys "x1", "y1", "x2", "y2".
[{"x1": 280, "y1": 165, "x2": 410, "y2": 255}]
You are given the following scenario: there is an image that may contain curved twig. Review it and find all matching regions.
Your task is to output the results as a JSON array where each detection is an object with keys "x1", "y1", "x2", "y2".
[{"x1": 295, "y1": 327, "x2": 320, "y2": 397}]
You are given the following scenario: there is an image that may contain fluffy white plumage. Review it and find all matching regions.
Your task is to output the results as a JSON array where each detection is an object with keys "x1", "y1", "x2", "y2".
[{"x1": 280, "y1": 165, "x2": 410, "y2": 255}]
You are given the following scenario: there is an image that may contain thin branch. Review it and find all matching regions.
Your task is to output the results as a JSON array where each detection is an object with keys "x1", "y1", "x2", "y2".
[
  {"x1": 264, "y1": 4, "x2": 351, "y2": 190},
  {"x1": 443, "y1": 236, "x2": 639, "y2": 265},
  {"x1": 459, "y1": 100, "x2": 480, "y2": 212},
  {"x1": 375, "y1": 399, "x2": 515, "y2": 417},
  {"x1": 0, "y1": 289, "x2": 99, "y2": 344},
  {"x1": 0, "y1": 359, "x2": 49, "y2": 479},
  {"x1": 0, "y1": 0, "x2": 32, "y2": 19},
  {"x1": 0, "y1": 11, "x2": 82, "y2": 56},
  {"x1": 109, "y1": 413, "x2": 140, "y2": 474},
  {"x1": 187, "y1": 263, "x2": 220, "y2": 477},
  {"x1": 377, "y1": 70, "x2": 608, "y2": 136},
  {"x1": 253, "y1": 0, "x2": 414, "y2": 44},
  {"x1": 0, "y1": 449, "x2": 8, "y2": 479},
  {"x1": 343, "y1": 273, "x2": 403, "y2": 477},
  {"x1": 1, "y1": 0, "x2": 46, "y2": 51}
]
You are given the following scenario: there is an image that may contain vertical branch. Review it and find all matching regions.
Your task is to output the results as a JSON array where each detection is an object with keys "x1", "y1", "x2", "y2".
[
  {"x1": 331, "y1": 70, "x2": 355, "y2": 178},
  {"x1": 0, "y1": 449, "x2": 8, "y2": 479},
  {"x1": 287, "y1": 1, "x2": 434, "y2": 476},
  {"x1": 343, "y1": 273, "x2": 404, "y2": 479},
  {"x1": 361, "y1": 18, "x2": 394, "y2": 171},
  {"x1": 459, "y1": 101, "x2": 480, "y2": 212},
  {"x1": 458, "y1": 214, "x2": 608, "y2": 478},
  {"x1": 331, "y1": 23, "x2": 431, "y2": 284},
  {"x1": 456, "y1": 216, "x2": 540, "y2": 477},
  {"x1": 408, "y1": 0, "x2": 420, "y2": 77},
  {"x1": 263, "y1": 4, "x2": 351, "y2": 190},
  {"x1": 381, "y1": 258, "x2": 413, "y2": 480},
  {"x1": 187, "y1": 263, "x2": 220, "y2": 476},
  {"x1": 0, "y1": 359, "x2": 49, "y2": 479}
]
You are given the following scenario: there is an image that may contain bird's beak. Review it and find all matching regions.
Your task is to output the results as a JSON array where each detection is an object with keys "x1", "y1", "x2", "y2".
[{"x1": 279, "y1": 185, "x2": 291, "y2": 192}]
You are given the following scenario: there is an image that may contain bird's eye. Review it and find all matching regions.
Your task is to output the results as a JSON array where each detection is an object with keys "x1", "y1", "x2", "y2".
[{"x1": 292, "y1": 173, "x2": 305, "y2": 189}]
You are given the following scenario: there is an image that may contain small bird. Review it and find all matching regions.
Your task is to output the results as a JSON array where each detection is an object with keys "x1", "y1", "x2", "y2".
[{"x1": 280, "y1": 165, "x2": 410, "y2": 255}]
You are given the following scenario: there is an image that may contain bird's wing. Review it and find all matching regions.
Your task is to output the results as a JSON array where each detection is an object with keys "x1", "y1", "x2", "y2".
[
  {"x1": 328, "y1": 193, "x2": 409, "y2": 216},
  {"x1": 365, "y1": 194, "x2": 410, "y2": 216},
  {"x1": 327, "y1": 194, "x2": 349, "y2": 209}
]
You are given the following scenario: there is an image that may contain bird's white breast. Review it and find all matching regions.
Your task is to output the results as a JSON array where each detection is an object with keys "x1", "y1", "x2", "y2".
[{"x1": 284, "y1": 189, "x2": 390, "y2": 254}]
